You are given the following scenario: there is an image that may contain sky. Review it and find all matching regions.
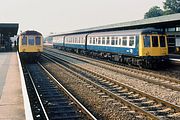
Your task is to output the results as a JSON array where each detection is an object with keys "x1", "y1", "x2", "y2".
[{"x1": 0, "y1": 0, "x2": 164, "y2": 36}]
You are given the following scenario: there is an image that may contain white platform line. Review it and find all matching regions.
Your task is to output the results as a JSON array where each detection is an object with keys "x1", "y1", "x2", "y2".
[
  {"x1": 17, "y1": 52, "x2": 33, "y2": 120},
  {"x1": 170, "y1": 58, "x2": 180, "y2": 62}
]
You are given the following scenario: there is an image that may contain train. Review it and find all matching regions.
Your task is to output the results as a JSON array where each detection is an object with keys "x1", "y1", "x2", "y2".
[
  {"x1": 52, "y1": 28, "x2": 169, "y2": 68},
  {"x1": 18, "y1": 30, "x2": 43, "y2": 61}
]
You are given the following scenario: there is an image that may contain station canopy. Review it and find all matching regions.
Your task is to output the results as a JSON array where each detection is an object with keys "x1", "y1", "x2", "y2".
[
  {"x1": 0, "y1": 23, "x2": 19, "y2": 37},
  {"x1": 52, "y1": 13, "x2": 180, "y2": 36}
]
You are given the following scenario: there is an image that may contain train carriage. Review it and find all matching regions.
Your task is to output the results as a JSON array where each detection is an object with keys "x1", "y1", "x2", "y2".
[
  {"x1": 64, "y1": 34, "x2": 87, "y2": 53},
  {"x1": 53, "y1": 35, "x2": 64, "y2": 49},
  {"x1": 52, "y1": 28, "x2": 169, "y2": 68},
  {"x1": 87, "y1": 28, "x2": 168, "y2": 68},
  {"x1": 18, "y1": 30, "x2": 43, "y2": 60}
]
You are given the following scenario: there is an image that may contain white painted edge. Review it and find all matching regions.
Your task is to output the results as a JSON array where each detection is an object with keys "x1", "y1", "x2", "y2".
[
  {"x1": 169, "y1": 58, "x2": 180, "y2": 62},
  {"x1": 17, "y1": 52, "x2": 33, "y2": 120}
]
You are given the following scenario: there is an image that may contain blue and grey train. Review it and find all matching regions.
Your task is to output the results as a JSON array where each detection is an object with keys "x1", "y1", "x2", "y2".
[{"x1": 52, "y1": 28, "x2": 169, "y2": 68}]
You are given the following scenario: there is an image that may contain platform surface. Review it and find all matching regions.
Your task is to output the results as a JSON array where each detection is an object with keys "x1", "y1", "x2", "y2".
[{"x1": 0, "y1": 52, "x2": 25, "y2": 120}]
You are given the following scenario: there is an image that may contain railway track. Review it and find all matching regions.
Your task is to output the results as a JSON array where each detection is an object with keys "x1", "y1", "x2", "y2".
[
  {"x1": 23, "y1": 63, "x2": 97, "y2": 120},
  {"x1": 41, "y1": 52, "x2": 180, "y2": 120},
  {"x1": 44, "y1": 48, "x2": 180, "y2": 91}
]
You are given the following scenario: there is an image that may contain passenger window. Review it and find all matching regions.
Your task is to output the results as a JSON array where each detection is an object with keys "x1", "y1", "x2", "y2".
[
  {"x1": 144, "y1": 36, "x2": 150, "y2": 47},
  {"x1": 36, "y1": 37, "x2": 41, "y2": 45},
  {"x1": 28, "y1": 36, "x2": 34, "y2": 45},
  {"x1": 93, "y1": 38, "x2": 95, "y2": 44},
  {"x1": 129, "y1": 37, "x2": 135, "y2": 46},
  {"x1": 106, "y1": 37, "x2": 110, "y2": 45},
  {"x1": 115, "y1": 37, "x2": 118, "y2": 45},
  {"x1": 89, "y1": 38, "x2": 92, "y2": 44},
  {"x1": 98, "y1": 37, "x2": 101, "y2": 44},
  {"x1": 111, "y1": 37, "x2": 115, "y2": 45},
  {"x1": 122, "y1": 37, "x2": 127, "y2": 46},
  {"x1": 22, "y1": 36, "x2": 27, "y2": 45},
  {"x1": 95, "y1": 38, "x2": 98, "y2": 44},
  {"x1": 160, "y1": 36, "x2": 166, "y2": 47},
  {"x1": 152, "y1": 36, "x2": 159, "y2": 47},
  {"x1": 119, "y1": 38, "x2": 121, "y2": 45},
  {"x1": 102, "y1": 37, "x2": 105, "y2": 44}
]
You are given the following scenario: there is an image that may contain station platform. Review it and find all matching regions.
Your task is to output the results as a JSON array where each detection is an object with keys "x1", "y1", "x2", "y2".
[{"x1": 0, "y1": 52, "x2": 32, "y2": 120}]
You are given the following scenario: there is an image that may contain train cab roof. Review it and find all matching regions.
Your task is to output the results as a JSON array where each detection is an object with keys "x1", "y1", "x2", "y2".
[
  {"x1": 88, "y1": 28, "x2": 165, "y2": 37},
  {"x1": 20, "y1": 30, "x2": 42, "y2": 36}
]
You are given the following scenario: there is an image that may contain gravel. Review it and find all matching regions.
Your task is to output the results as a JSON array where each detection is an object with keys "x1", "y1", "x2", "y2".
[
  {"x1": 81, "y1": 64, "x2": 180, "y2": 106},
  {"x1": 40, "y1": 59, "x2": 147, "y2": 120}
]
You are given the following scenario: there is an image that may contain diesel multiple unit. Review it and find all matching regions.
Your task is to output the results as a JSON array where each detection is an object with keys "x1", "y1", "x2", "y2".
[
  {"x1": 18, "y1": 30, "x2": 43, "y2": 60},
  {"x1": 53, "y1": 28, "x2": 169, "y2": 68}
]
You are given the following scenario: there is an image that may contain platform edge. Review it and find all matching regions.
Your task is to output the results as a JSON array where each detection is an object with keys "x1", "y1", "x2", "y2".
[{"x1": 17, "y1": 52, "x2": 33, "y2": 120}]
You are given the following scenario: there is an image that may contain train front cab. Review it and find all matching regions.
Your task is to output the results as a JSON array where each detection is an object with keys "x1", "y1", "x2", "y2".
[
  {"x1": 19, "y1": 35, "x2": 43, "y2": 61},
  {"x1": 19, "y1": 35, "x2": 43, "y2": 53},
  {"x1": 139, "y1": 34, "x2": 169, "y2": 68}
]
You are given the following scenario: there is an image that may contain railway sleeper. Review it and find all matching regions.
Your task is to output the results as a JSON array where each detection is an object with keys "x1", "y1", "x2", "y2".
[
  {"x1": 48, "y1": 110, "x2": 80, "y2": 116},
  {"x1": 140, "y1": 100, "x2": 155, "y2": 106},
  {"x1": 167, "y1": 112, "x2": 180, "y2": 118},
  {"x1": 50, "y1": 115, "x2": 81, "y2": 120},
  {"x1": 48, "y1": 106, "x2": 76, "y2": 111},
  {"x1": 141, "y1": 105, "x2": 162, "y2": 111}
]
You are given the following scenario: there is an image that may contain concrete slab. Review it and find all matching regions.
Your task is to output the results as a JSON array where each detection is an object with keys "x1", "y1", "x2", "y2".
[
  {"x1": 0, "y1": 52, "x2": 25, "y2": 120},
  {"x1": 0, "y1": 53, "x2": 11, "y2": 98}
]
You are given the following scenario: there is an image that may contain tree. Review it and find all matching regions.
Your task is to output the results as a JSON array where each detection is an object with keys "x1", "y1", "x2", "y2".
[
  {"x1": 144, "y1": 6, "x2": 164, "y2": 19},
  {"x1": 164, "y1": 0, "x2": 180, "y2": 13}
]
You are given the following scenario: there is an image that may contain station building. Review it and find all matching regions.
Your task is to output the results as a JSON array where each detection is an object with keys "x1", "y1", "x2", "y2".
[{"x1": 0, "y1": 23, "x2": 19, "y2": 52}]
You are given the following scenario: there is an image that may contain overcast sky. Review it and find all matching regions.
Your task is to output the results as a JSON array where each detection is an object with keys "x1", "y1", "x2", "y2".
[{"x1": 0, "y1": 0, "x2": 164, "y2": 36}]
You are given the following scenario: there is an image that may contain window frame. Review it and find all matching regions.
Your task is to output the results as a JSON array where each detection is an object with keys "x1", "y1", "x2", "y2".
[
  {"x1": 28, "y1": 36, "x2": 35, "y2": 45},
  {"x1": 22, "y1": 36, "x2": 27, "y2": 45},
  {"x1": 35, "y1": 36, "x2": 41, "y2": 45},
  {"x1": 106, "y1": 37, "x2": 110, "y2": 45},
  {"x1": 129, "y1": 36, "x2": 135, "y2": 47},
  {"x1": 122, "y1": 37, "x2": 127, "y2": 46},
  {"x1": 143, "y1": 35, "x2": 151, "y2": 48},
  {"x1": 152, "y1": 36, "x2": 159, "y2": 47},
  {"x1": 160, "y1": 36, "x2": 166, "y2": 47}
]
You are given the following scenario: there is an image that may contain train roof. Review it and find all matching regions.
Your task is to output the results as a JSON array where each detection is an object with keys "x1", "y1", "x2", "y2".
[
  {"x1": 88, "y1": 28, "x2": 164, "y2": 37},
  {"x1": 20, "y1": 30, "x2": 42, "y2": 36},
  {"x1": 65, "y1": 33, "x2": 88, "y2": 37}
]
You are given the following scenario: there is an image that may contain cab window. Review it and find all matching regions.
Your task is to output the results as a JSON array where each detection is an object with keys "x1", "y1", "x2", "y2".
[
  {"x1": 160, "y1": 36, "x2": 166, "y2": 47},
  {"x1": 143, "y1": 36, "x2": 150, "y2": 47},
  {"x1": 36, "y1": 37, "x2": 41, "y2": 45},
  {"x1": 28, "y1": 36, "x2": 34, "y2": 45},
  {"x1": 22, "y1": 36, "x2": 27, "y2": 45},
  {"x1": 152, "y1": 36, "x2": 159, "y2": 47}
]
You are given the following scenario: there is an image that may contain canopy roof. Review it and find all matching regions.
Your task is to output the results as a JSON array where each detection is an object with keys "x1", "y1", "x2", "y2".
[{"x1": 0, "y1": 23, "x2": 19, "y2": 37}]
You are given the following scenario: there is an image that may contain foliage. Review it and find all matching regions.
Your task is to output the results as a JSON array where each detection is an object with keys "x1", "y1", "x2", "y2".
[
  {"x1": 164, "y1": 0, "x2": 180, "y2": 13},
  {"x1": 144, "y1": 6, "x2": 164, "y2": 19}
]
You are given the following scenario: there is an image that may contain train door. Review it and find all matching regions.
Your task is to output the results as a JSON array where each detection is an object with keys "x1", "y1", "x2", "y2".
[
  {"x1": 175, "y1": 35, "x2": 180, "y2": 53},
  {"x1": 167, "y1": 35, "x2": 175, "y2": 53}
]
